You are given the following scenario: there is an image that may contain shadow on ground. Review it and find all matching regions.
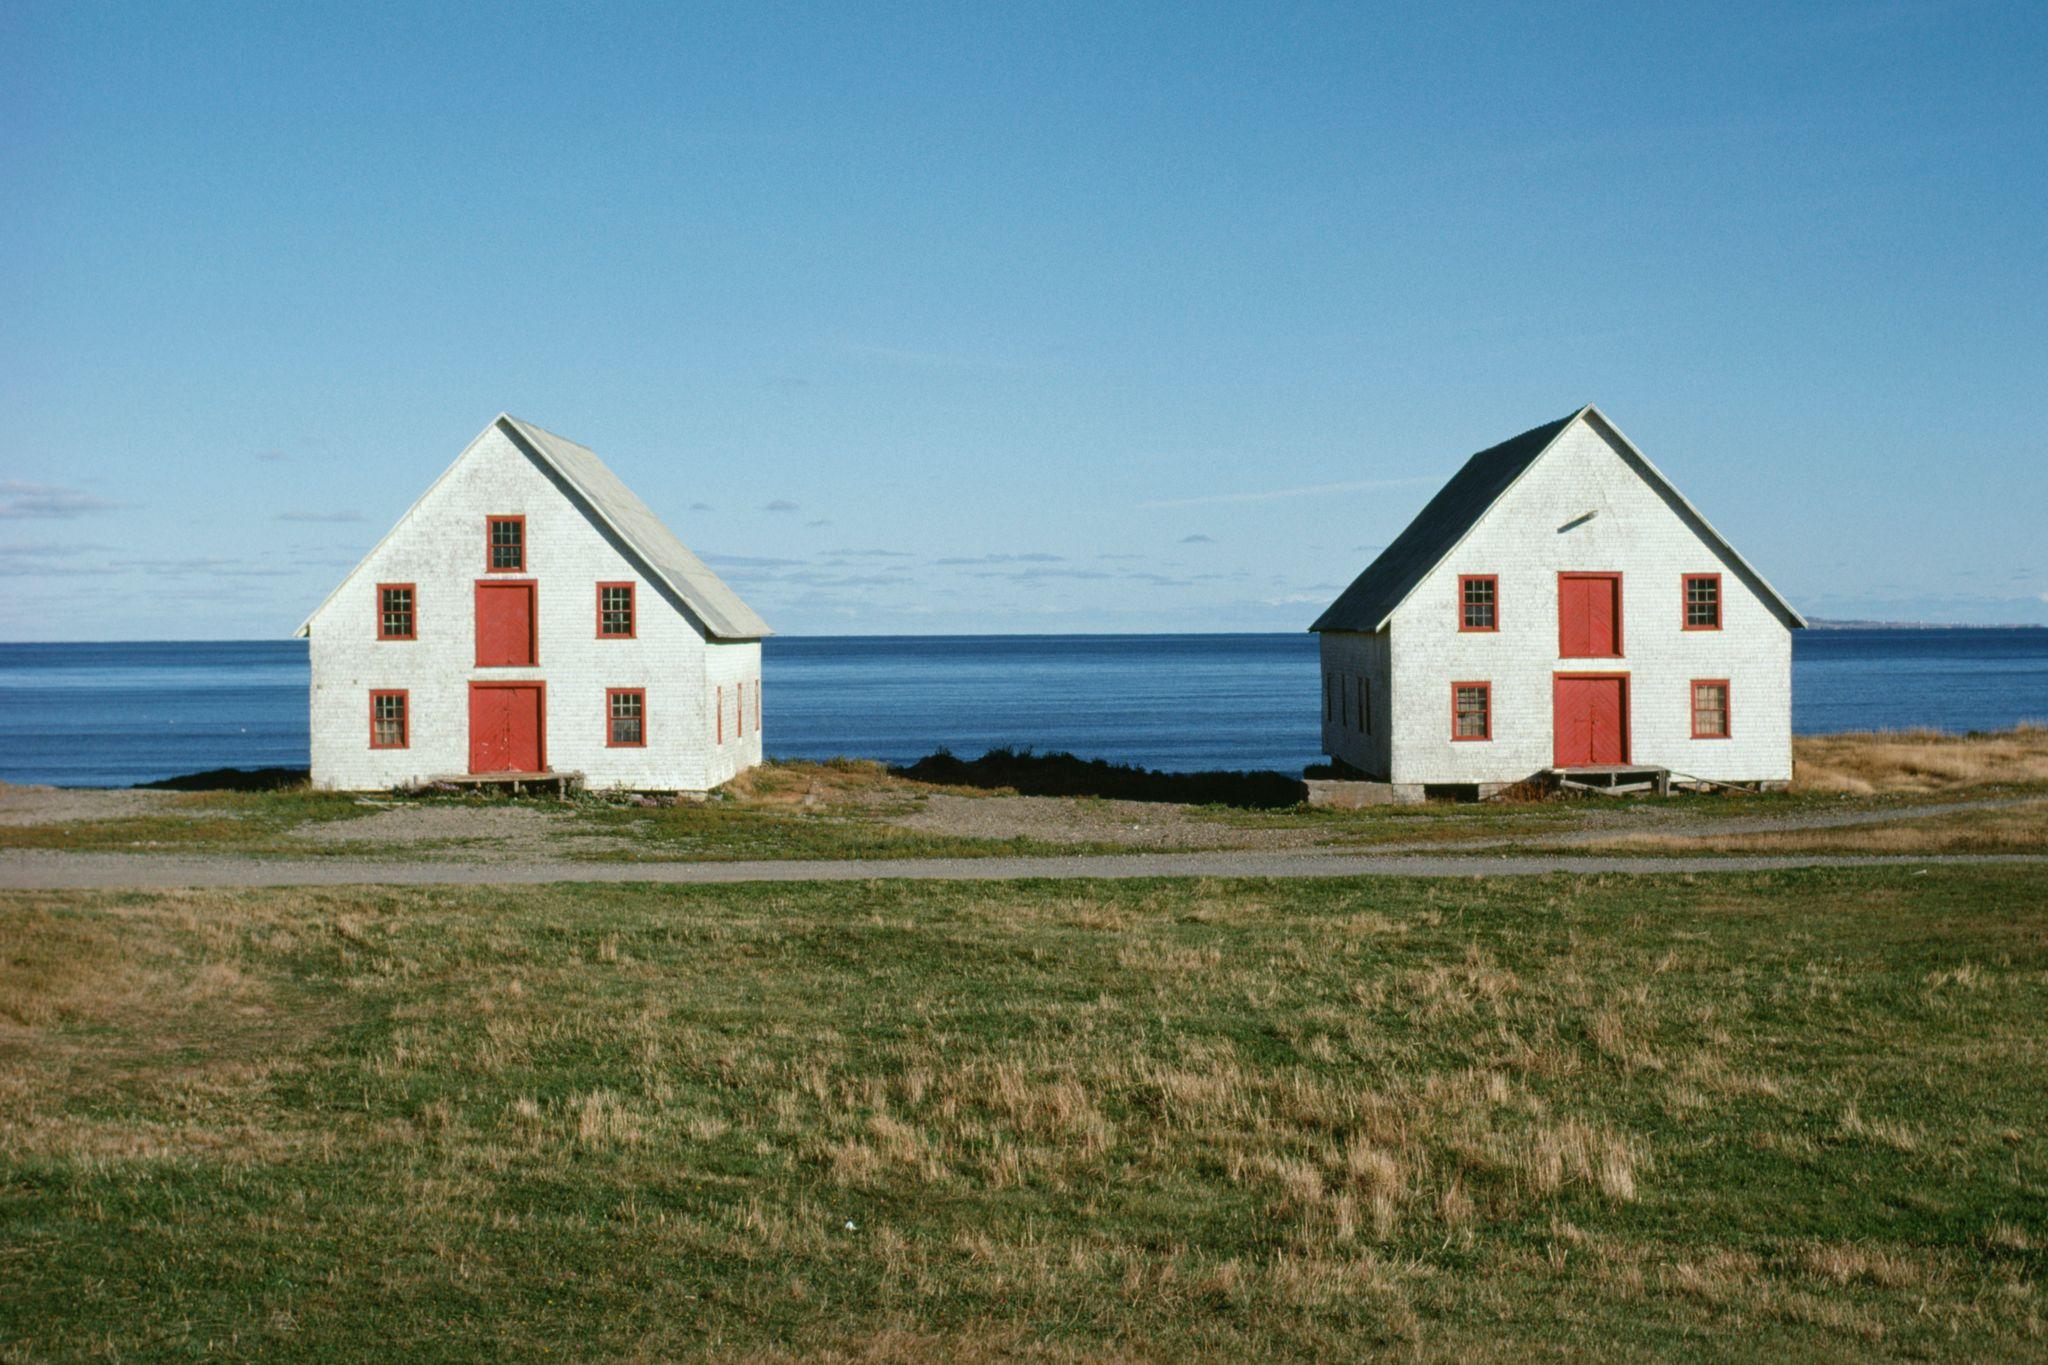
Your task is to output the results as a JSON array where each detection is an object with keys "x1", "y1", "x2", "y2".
[
  {"x1": 895, "y1": 748, "x2": 1308, "y2": 809},
  {"x1": 138, "y1": 767, "x2": 311, "y2": 792}
]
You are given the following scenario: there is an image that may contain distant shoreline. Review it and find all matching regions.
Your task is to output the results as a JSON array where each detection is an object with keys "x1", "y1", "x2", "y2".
[{"x1": 1804, "y1": 619, "x2": 2045, "y2": 631}]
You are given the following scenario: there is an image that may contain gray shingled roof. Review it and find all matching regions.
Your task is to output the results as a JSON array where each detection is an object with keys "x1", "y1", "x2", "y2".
[
  {"x1": 498, "y1": 415, "x2": 771, "y2": 639},
  {"x1": 1308, "y1": 404, "x2": 1805, "y2": 634},
  {"x1": 296, "y1": 414, "x2": 770, "y2": 640},
  {"x1": 1310, "y1": 410, "x2": 1580, "y2": 633}
]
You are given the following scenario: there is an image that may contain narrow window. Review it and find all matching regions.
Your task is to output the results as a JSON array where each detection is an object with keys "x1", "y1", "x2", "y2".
[
  {"x1": 487, "y1": 515, "x2": 526, "y2": 572},
  {"x1": 1323, "y1": 673, "x2": 1333, "y2": 723},
  {"x1": 1452, "y1": 682, "x2": 1491, "y2": 741},
  {"x1": 716, "y1": 684, "x2": 724, "y2": 744},
  {"x1": 736, "y1": 681, "x2": 746, "y2": 738},
  {"x1": 1459, "y1": 575, "x2": 1498, "y2": 631},
  {"x1": 607, "y1": 688, "x2": 646, "y2": 747},
  {"x1": 377, "y1": 583, "x2": 415, "y2": 640},
  {"x1": 597, "y1": 583, "x2": 635, "y2": 638},
  {"x1": 369, "y1": 690, "x2": 409, "y2": 749},
  {"x1": 1691, "y1": 680, "x2": 1730, "y2": 738},
  {"x1": 1684, "y1": 573, "x2": 1722, "y2": 630},
  {"x1": 1360, "y1": 676, "x2": 1372, "y2": 735}
]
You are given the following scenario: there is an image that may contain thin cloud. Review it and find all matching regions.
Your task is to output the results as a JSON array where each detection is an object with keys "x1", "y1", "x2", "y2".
[
  {"x1": 805, "y1": 518, "x2": 833, "y2": 528},
  {"x1": 0, "y1": 481, "x2": 126, "y2": 519},
  {"x1": 762, "y1": 499, "x2": 800, "y2": 513},
  {"x1": 275, "y1": 509, "x2": 365, "y2": 523},
  {"x1": 690, "y1": 502, "x2": 715, "y2": 511},
  {"x1": 829, "y1": 548, "x2": 914, "y2": 559},
  {"x1": 1138, "y1": 476, "x2": 1432, "y2": 510},
  {"x1": 1180, "y1": 533, "x2": 1214, "y2": 544},
  {"x1": 934, "y1": 553, "x2": 1065, "y2": 566}
]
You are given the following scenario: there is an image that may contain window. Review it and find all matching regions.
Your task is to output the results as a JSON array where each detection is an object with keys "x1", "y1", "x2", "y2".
[
  {"x1": 1452, "y1": 681, "x2": 1491, "y2": 740},
  {"x1": 1356, "y1": 675, "x2": 1370, "y2": 734},
  {"x1": 487, "y1": 515, "x2": 526, "y2": 571},
  {"x1": 716, "y1": 684, "x2": 724, "y2": 744},
  {"x1": 377, "y1": 583, "x2": 415, "y2": 640},
  {"x1": 1691, "y1": 680, "x2": 1730, "y2": 738},
  {"x1": 607, "y1": 688, "x2": 646, "y2": 747},
  {"x1": 1684, "y1": 573, "x2": 1722, "y2": 630},
  {"x1": 1459, "y1": 574, "x2": 1499, "y2": 631},
  {"x1": 597, "y1": 582, "x2": 635, "y2": 638},
  {"x1": 736, "y1": 681, "x2": 746, "y2": 738},
  {"x1": 369, "y1": 690, "x2": 409, "y2": 749},
  {"x1": 1324, "y1": 673, "x2": 1333, "y2": 723}
]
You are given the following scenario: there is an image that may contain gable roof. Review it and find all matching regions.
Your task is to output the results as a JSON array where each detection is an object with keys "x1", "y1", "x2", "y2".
[
  {"x1": 295, "y1": 414, "x2": 770, "y2": 640},
  {"x1": 1309, "y1": 404, "x2": 1805, "y2": 633}
]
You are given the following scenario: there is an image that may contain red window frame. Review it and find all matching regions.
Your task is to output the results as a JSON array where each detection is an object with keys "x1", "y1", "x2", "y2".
[
  {"x1": 486, "y1": 515, "x2": 527, "y2": 572},
  {"x1": 1451, "y1": 680, "x2": 1492, "y2": 741},
  {"x1": 606, "y1": 687, "x2": 647, "y2": 748},
  {"x1": 596, "y1": 582, "x2": 636, "y2": 639},
  {"x1": 376, "y1": 582, "x2": 416, "y2": 641},
  {"x1": 1458, "y1": 574, "x2": 1499, "y2": 632},
  {"x1": 368, "y1": 689, "x2": 409, "y2": 749},
  {"x1": 1683, "y1": 573, "x2": 1723, "y2": 631},
  {"x1": 715, "y1": 684, "x2": 724, "y2": 744},
  {"x1": 736, "y1": 681, "x2": 747, "y2": 738},
  {"x1": 1690, "y1": 678, "x2": 1732, "y2": 739}
]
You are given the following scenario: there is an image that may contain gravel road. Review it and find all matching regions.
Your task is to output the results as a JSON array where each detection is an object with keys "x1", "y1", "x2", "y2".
[{"x1": 2, "y1": 849, "x2": 2043, "y2": 889}]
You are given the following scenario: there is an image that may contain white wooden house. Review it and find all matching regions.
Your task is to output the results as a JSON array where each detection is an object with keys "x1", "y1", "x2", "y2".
[
  {"x1": 296, "y1": 414, "x2": 769, "y2": 792},
  {"x1": 1310, "y1": 405, "x2": 1804, "y2": 794}
]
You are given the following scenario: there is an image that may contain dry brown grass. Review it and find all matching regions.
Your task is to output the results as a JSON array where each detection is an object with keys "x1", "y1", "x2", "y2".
[
  {"x1": 1573, "y1": 798, "x2": 2048, "y2": 856},
  {"x1": 1792, "y1": 724, "x2": 2048, "y2": 795},
  {"x1": 720, "y1": 757, "x2": 921, "y2": 807}
]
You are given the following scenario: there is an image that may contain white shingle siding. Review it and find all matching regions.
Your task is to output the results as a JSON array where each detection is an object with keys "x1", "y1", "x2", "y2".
[
  {"x1": 1318, "y1": 410, "x2": 1797, "y2": 786},
  {"x1": 303, "y1": 420, "x2": 766, "y2": 792}
]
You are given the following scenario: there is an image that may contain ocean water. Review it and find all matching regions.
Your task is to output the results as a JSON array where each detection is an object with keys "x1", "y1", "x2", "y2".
[{"x1": 0, "y1": 631, "x2": 2043, "y2": 788}]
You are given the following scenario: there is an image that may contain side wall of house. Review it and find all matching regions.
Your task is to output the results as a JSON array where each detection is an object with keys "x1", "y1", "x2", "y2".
[
  {"x1": 307, "y1": 426, "x2": 758, "y2": 791},
  {"x1": 699, "y1": 639, "x2": 765, "y2": 790},
  {"x1": 1386, "y1": 417, "x2": 1793, "y2": 785},
  {"x1": 1318, "y1": 629, "x2": 1392, "y2": 778}
]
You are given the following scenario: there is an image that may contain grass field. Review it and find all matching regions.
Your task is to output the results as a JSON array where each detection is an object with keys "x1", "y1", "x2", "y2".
[{"x1": 4, "y1": 867, "x2": 2044, "y2": 1359}]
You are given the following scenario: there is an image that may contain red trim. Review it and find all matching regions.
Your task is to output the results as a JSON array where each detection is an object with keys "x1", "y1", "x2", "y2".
[
  {"x1": 375, "y1": 582, "x2": 416, "y2": 641},
  {"x1": 485, "y1": 515, "x2": 527, "y2": 572},
  {"x1": 467, "y1": 680, "x2": 548, "y2": 773},
  {"x1": 474, "y1": 579, "x2": 539, "y2": 667},
  {"x1": 1690, "y1": 678, "x2": 1732, "y2": 739},
  {"x1": 1450, "y1": 680, "x2": 1492, "y2": 741},
  {"x1": 1552, "y1": 671, "x2": 1632, "y2": 765},
  {"x1": 736, "y1": 681, "x2": 746, "y2": 738},
  {"x1": 1558, "y1": 572, "x2": 1624, "y2": 658},
  {"x1": 596, "y1": 581, "x2": 637, "y2": 639},
  {"x1": 606, "y1": 687, "x2": 647, "y2": 747},
  {"x1": 1458, "y1": 574, "x2": 1499, "y2": 632},
  {"x1": 716, "y1": 684, "x2": 725, "y2": 745},
  {"x1": 1682, "y1": 573, "x2": 1723, "y2": 631},
  {"x1": 368, "y1": 689, "x2": 409, "y2": 749}
]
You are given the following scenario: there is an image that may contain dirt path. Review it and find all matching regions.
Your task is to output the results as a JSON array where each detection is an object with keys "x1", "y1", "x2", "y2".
[{"x1": 2, "y1": 848, "x2": 2043, "y2": 889}]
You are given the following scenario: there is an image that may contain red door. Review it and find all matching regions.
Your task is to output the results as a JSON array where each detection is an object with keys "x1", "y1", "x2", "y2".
[
  {"x1": 1554, "y1": 675, "x2": 1629, "y2": 767},
  {"x1": 469, "y1": 684, "x2": 545, "y2": 773},
  {"x1": 1558, "y1": 573, "x2": 1622, "y2": 657},
  {"x1": 475, "y1": 581, "x2": 536, "y2": 666}
]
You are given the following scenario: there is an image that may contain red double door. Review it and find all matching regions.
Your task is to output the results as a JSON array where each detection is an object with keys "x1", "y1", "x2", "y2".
[
  {"x1": 470, "y1": 684, "x2": 544, "y2": 773},
  {"x1": 1554, "y1": 675, "x2": 1628, "y2": 767},
  {"x1": 471, "y1": 580, "x2": 543, "y2": 773}
]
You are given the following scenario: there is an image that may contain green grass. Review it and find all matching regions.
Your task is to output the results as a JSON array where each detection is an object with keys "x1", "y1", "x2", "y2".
[
  {"x1": 3, "y1": 868, "x2": 2044, "y2": 1359},
  {"x1": 0, "y1": 787, "x2": 369, "y2": 853}
]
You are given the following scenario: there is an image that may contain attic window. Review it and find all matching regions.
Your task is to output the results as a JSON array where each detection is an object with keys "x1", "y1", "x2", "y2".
[
  {"x1": 487, "y1": 516, "x2": 526, "y2": 572},
  {"x1": 1459, "y1": 575, "x2": 1498, "y2": 631},
  {"x1": 1692, "y1": 680, "x2": 1730, "y2": 738},
  {"x1": 1452, "y1": 682, "x2": 1492, "y2": 741},
  {"x1": 377, "y1": 583, "x2": 415, "y2": 640},
  {"x1": 598, "y1": 583, "x2": 635, "y2": 638},
  {"x1": 1684, "y1": 574, "x2": 1721, "y2": 630}
]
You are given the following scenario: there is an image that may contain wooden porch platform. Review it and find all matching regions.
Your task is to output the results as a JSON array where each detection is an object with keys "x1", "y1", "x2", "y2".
[
  {"x1": 1547, "y1": 765, "x2": 1673, "y2": 796},
  {"x1": 426, "y1": 771, "x2": 585, "y2": 797}
]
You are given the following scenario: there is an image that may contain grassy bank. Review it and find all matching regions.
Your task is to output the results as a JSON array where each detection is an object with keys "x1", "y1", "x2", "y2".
[{"x1": 3, "y1": 868, "x2": 2043, "y2": 1358}]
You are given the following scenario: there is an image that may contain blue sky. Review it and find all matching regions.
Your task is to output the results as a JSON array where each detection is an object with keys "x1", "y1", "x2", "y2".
[{"x1": 3, "y1": 1, "x2": 2043, "y2": 638}]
